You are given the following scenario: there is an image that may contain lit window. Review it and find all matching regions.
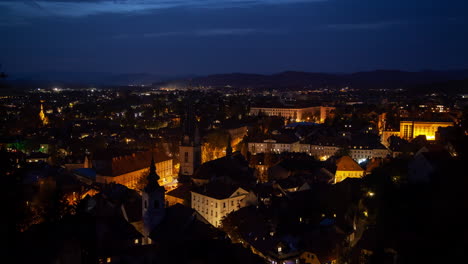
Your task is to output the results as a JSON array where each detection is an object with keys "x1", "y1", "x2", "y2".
[
  {"x1": 134, "y1": 239, "x2": 139, "y2": 244},
  {"x1": 106, "y1": 257, "x2": 111, "y2": 263}
]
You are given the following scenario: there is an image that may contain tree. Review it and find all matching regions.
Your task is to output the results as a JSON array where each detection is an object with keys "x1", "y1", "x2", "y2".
[
  {"x1": 412, "y1": 135, "x2": 428, "y2": 149},
  {"x1": 264, "y1": 152, "x2": 278, "y2": 168},
  {"x1": 240, "y1": 141, "x2": 249, "y2": 159},
  {"x1": 135, "y1": 169, "x2": 149, "y2": 191},
  {"x1": 335, "y1": 147, "x2": 350, "y2": 157}
]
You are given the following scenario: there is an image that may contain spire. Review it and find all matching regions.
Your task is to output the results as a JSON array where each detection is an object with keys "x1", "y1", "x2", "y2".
[
  {"x1": 144, "y1": 153, "x2": 162, "y2": 193},
  {"x1": 181, "y1": 92, "x2": 200, "y2": 146},
  {"x1": 226, "y1": 134, "x2": 233, "y2": 157},
  {"x1": 39, "y1": 101, "x2": 49, "y2": 125}
]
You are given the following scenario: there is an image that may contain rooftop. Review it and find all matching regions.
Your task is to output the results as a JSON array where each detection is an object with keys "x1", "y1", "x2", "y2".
[{"x1": 336, "y1": 156, "x2": 363, "y2": 171}]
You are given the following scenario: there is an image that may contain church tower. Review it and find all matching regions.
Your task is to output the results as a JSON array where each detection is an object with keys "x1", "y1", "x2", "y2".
[
  {"x1": 39, "y1": 101, "x2": 49, "y2": 125},
  {"x1": 142, "y1": 155, "x2": 165, "y2": 244},
  {"x1": 179, "y1": 99, "x2": 201, "y2": 177}
]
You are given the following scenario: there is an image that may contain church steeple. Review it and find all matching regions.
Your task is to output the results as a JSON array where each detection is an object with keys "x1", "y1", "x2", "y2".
[
  {"x1": 39, "y1": 101, "x2": 49, "y2": 125},
  {"x1": 179, "y1": 95, "x2": 202, "y2": 177},
  {"x1": 144, "y1": 154, "x2": 163, "y2": 193},
  {"x1": 181, "y1": 96, "x2": 200, "y2": 147},
  {"x1": 142, "y1": 153, "x2": 165, "y2": 244}
]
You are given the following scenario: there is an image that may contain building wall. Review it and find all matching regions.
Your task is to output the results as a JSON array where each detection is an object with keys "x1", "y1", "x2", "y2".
[
  {"x1": 300, "y1": 252, "x2": 321, "y2": 264},
  {"x1": 157, "y1": 160, "x2": 174, "y2": 185},
  {"x1": 335, "y1": 170, "x2": 364, "y2": 183},
  {"x1": 381, "y1": 131, "x2": 400, "y2": 147},
  {"x1": 248, "y1": 141, "x2": 297, "y2": 154},
  {"x1": 319, "y1": 106, "x2": 335, "y2": 123},
  {"x1": 250, "y1": 106, "x2": 335, "y2": 124},
  {"x1": 249, "y1": 141, "x2": 388, "y2": 163},
  {"x1": 227, "y1": 126, "x2": 249, "y2": 143},
  {"x1": 310, "y1": 145, "x2": 340, "y2": 160},
  {"x1": 250, "y1": 107, "x2": 314, "y2": 122},
  {"x1": 179, "y1": 145, "x2": 201, "y2": 176},
  {"x1": 400, "y1": 121, "x2": 453, "y2": 141},
  {"x1": 349, "y1": 148, "x2": 389, "y2": 161},
  {"x1": 165, "y1": 195, "x2": 187, "y2": 207},
  {"x1": 191, "y1": 189, "x2": 248, "y2": 227},
  {"x1": 96, "y1": 159, "x2": 173, "y2": 190}
]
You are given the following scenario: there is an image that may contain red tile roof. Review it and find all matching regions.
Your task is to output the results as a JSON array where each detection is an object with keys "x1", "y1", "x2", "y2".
[{"x1": 336, "y1": 156, "x2": 363, "y2": 171}]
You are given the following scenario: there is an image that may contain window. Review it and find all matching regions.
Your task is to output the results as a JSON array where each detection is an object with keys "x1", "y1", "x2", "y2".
[
  {"x1": 215, "y1": 203, "x2": 218, "y2": 208},
  {"x1": 231, "y1": 200, "x2": 234, "y2": 206},
  {"x1": 144, "y1": 200, "x2": 147, "y2": 209},
  {"x1": 154, "y1": 200, "x2": 159, "y2": 209},
  {"x1": 184, "y1": 152, "x2": 189, "y2": 163},
  {"x1": 223, "y1": 202, "x2": 226, "y2": 208}
]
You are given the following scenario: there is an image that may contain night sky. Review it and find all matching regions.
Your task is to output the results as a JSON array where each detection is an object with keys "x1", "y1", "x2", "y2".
[{"x1": 1, "y1": 0, "x2": 468, "y2": 76}]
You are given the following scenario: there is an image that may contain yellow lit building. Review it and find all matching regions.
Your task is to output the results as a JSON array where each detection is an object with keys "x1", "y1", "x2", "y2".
[
  {"x1": 250, "y1": 106, "x2": 335, "y2": 123},
  {"x1": 93, "y1": 150, "x2": 173, "y2": 190},
  {"x1": 39, "y1": 102, "x2": 49, "y2": 125},
  {"x1": 334, "y1": 156, "x2": 364, "y2": 183},
  {"x1": 399, "y1": 120, "x2": 453, "y2": 141}
]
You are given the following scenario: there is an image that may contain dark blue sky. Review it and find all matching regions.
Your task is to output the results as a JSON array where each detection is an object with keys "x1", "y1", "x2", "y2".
[{"x1": 1, "y1": 0, "x2": 468, "y2": 76}]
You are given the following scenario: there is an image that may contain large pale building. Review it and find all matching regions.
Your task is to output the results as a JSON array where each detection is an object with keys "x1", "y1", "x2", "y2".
[
  {"x1": 191, "y1": 183, "x2": 249, "y2": 227},
  {"x1": 400, "y1": 119, "x2": 453, "y2": 141},
  {"x1": 248, "y1": 139, "x2": 301, "y2": 154},
  {"x1": 250, "y1": 106, "x2": 335, "y2": 123}
]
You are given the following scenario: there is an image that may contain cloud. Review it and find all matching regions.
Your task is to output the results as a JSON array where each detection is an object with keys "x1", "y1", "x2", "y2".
[
  {"x1": 113, "y1": 27, "x2": 278, "y2": 39},
  {"x1": 324, "y1": 21, "x2": 405, "y2": 30},
  {"x1": 0, "y1": 0, "x2": 327, "y2": 17}
]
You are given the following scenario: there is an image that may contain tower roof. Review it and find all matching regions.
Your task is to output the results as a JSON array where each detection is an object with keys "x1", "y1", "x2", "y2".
[
  {"x1": 144, "y1": 154, "x2": 164, "y2": 193},
  {"x1": 181, "y1": 96, "x2": 200, "y2": 146}
]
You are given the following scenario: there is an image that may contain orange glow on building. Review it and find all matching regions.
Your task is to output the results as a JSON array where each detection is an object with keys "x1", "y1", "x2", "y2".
[
  {"x1": 39, "y1": 102, "x2": 49, "y2": 125},
  {"x1": 399, "y1": 120, "x2": 453, "y2": 141}
]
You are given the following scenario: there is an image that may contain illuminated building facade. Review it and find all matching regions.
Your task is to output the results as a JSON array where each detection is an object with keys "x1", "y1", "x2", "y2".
[
  {"x1": 248, "y1": 139, "x2": 301, "y2": 154},
  {"x1": 334, "y1": 156, "x2": 364, "y2": 183},
  {"x1": 400, "y1": 120, "x2": 453, "y2": 141},
  {"x1": 94, "y1": 151, "x2": 173, "y2": 190},
  {"x1": 39, "y1": 102, "x2": 49, "y2": 125},
  {"x1": 191, "y1": 186, "x2": 249, "y2": 227},
  {"x1": 250, "y1": 106, "x2": 335, "y2": 123}
]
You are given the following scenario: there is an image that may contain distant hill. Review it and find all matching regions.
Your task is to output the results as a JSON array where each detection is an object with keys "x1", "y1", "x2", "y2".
[
  {"x1": 6, "y1": 72, "x2": 180, "y2": 86},
  {"x1": 3, "y1": 70, "x2": 468, "y2": 91},
  {"x1": 158, "y1": 70, "x2": 468, "y2": 90},
  {"x1": 407, "y1": 78, "x2": 468, "y2": 95}
]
